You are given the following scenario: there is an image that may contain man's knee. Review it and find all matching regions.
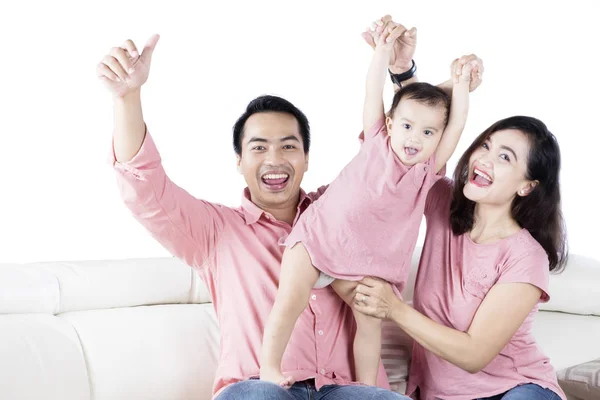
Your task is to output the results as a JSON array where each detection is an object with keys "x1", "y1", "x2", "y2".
[
  {"x1": 501, "y1": 384, "x2": 560, "y2": 400},
  {"x1": 351, "y1": 386, "x2": 408, "y2": 399},
  {"x1": 371, "y1": 387, "x2": 410, "y2": 399},
  {"x1": 216, "y1": 379, "x2": 292, "y2": 400}
]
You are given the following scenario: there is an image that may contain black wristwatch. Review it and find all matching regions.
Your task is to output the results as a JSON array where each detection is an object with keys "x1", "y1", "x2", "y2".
[{"x1": 389, "y1": 60, "x2": 417, "y2": 88}]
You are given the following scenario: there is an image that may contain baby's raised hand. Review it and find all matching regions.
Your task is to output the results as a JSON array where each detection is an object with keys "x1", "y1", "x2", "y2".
[
  {"x1": 368, "y1": 19, "x2": 404, "y2": 50},
  {"x1": 361, "y1": 15, "x2": 417, "y2": 73},
  {"x1": 451, "y1": 54, "x2": 484, "y2": 92}
]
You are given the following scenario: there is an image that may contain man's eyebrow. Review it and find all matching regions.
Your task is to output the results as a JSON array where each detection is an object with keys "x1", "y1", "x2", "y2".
[
  {"x1": 246, "y1": 135, "x2": 301, "y2": 144},
  {"x1": 280, "y1": 135, "x2": 300, "y2": 142},
  {"x1": 246, "y1": 137, "x2": 268, "y2": 144}
]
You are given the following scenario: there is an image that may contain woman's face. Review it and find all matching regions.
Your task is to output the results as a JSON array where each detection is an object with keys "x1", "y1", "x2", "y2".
[{"x1": 464, "y1": 129, "x2": 536, "y2": 205}]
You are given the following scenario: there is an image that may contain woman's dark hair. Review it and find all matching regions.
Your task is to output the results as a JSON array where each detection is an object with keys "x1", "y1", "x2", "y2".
[
  {"x1": 232, "y1": 95, "x2": 310, "y2": 155},
  {"x1": 450, "y1": 116, "x2": 568, "y2": 271},
  {"x1": 389, "y1": 82, "x2": 451, "y2": 125}
]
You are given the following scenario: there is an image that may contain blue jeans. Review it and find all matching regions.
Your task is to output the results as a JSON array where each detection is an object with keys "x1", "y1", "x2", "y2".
[
  {"x1": 477, "y1": 383, "x2": 562, "y2": 400},
  {"x1": 216, "y1": 379, "x2": 409, "y2": 399}
]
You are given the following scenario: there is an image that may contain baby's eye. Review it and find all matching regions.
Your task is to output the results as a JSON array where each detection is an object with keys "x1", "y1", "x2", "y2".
[
  {"x1": 403, "y1": 124, "x2": 411, "y2": 129},
  {"x1": 424, "y1": 130, "x2": 433, "y2": 136}
]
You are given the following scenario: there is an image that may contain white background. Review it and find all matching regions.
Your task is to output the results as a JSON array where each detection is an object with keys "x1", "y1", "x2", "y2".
[{"x1": 0, "y1": 0, "x2": 598, "y2": 263}]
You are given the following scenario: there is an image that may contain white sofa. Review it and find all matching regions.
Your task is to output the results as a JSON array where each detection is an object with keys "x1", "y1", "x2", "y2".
[{"x1": 1, "y1": 249, "x2": 599, "y2": 400}]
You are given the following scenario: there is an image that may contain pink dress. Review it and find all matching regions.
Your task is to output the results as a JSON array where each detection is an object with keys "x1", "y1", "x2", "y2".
[
  {"x1": 284, "y1": 116, "x2": 445, "y2": 294},
  {"x1": 406, "y1": 178, "x2": 566, "y2": 400}
]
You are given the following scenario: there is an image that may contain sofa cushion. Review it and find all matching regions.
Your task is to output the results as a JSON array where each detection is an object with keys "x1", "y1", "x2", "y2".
[
  {"x1": 540, "y1": 254, "x2": 600, "y2": 316},
  {"x1": 0, "y1": 314, "x2": 90, "y2": 399},
  {"x1": 59, "y1": 303, "x2": 219, "y2": 400},
  {"x1": 533, "y1": 311, "x2": 600, "y2": 371},
  {"x1": 557, "y1": 358, "x2": 600, "y2": 400}
]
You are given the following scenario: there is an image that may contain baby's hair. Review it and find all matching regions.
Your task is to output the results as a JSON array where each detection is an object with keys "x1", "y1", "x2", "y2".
[{"x1": 389, "y1": 82, "x2": 451, "y2": 125}]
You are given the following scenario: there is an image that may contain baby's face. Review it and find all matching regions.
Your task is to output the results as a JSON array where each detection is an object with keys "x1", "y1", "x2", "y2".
[{"x1": 387, "y1": 98, "x2": 447, "y2": 166}]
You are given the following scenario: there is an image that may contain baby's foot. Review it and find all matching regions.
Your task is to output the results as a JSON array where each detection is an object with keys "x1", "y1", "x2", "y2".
[{"x1": 260, "y1": 368, "x2": 296, "y2": 388}]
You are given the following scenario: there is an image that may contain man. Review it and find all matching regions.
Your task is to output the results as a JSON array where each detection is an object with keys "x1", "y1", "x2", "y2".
[{"x1": 97, "y1": 16, "x2": 417, "y2": 399}]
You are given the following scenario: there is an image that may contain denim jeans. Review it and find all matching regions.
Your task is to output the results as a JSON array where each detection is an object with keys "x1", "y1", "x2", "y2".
[
  {"x1": 477, "y1": 383, "x2": 562, "y2": 400},
  {"x1": 216, "y1": 379, "x2": 410, "y2": 400}
]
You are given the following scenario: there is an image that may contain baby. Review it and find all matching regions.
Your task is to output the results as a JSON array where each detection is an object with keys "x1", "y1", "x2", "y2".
[{"x1": 261, "y1": 19, "x2": 482, "y2": 386}]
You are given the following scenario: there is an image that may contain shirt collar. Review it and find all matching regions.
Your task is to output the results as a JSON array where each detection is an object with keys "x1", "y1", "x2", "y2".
[{"x1": 241, "y1": 187, "x2": 312, "y2": 225}]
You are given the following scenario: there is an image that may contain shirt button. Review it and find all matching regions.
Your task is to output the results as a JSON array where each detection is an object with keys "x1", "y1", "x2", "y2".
[
  {"x1": 318, "y1": 330, "x2": 324, "y2": 336},
  {"x1": 423, "y1": 166, "x2": 428, "y2": 172},
  {"x1": 320, "y1": 369, "x2": 326, "y2": 375},
  {"x1": 311, "y1": 294, "x2": 317, "y2": 300}
]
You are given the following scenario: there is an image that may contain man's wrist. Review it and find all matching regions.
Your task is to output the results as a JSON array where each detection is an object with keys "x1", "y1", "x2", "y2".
[
  {"x1": 114, "y1": 89, "x2": 141, "y2": 103},
  {"x1": 389, "y1": 59, "x2": 417, "y2": 87},
  {"x1": 389, "y1": 61, "x2": 414, "y2": 74}
]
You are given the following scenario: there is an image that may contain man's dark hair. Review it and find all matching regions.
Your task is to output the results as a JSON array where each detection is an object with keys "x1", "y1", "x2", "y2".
[{"x1": 232, "y1": 95, "x2": 310, "y2": 155}]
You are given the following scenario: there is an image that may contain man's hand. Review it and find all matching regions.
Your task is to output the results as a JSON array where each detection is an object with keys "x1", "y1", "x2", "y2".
[
  {"x1": 96, "y1": 34, "x2": 160, "y2": 98},
  {"x1": 362, "y1": 15, "x2": 416, "y2": 73}
]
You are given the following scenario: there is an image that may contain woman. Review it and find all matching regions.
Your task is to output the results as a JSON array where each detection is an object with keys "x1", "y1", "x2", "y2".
[{"x1": 353, "y1": 116, "x2": 567, "y2": 400}]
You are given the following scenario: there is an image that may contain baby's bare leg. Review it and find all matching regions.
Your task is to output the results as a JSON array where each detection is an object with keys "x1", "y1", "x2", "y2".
[
  {"x1": 260, "y1": 243, "x2": 319, "y2": 384},
  {"x1": 332, "y1": 279, "x2": 382, "y2": 386}
]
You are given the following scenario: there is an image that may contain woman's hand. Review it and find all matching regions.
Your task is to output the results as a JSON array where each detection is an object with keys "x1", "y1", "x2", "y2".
[{"x1": 353, "y1": 276, "x2": 404, "y2": 319}]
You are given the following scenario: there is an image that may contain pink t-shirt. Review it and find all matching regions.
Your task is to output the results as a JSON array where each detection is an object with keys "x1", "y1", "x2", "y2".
[
  {"x1": 285, "y1": 117, "x2": 444, "y2": 294},
  {"x1": 406, "y1": 178, "x2": 566, "y2": 400}
]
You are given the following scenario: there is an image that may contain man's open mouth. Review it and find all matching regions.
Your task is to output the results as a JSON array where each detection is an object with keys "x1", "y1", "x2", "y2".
[{"x1": 261, "y1": 173, "x2": 290, "y2": 191}]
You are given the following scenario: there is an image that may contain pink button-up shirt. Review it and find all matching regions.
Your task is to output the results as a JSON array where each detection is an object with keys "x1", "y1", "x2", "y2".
[{"x1": 111, "y1": 131, "x2": 390, "y2": 397}]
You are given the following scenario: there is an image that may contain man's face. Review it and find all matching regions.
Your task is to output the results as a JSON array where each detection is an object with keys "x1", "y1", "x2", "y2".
[{"x1": 237, "y1": 112, "x2": 309, "y2": 211}]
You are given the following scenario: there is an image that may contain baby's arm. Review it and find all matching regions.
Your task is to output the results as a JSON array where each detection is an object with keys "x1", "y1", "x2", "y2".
[
  {"x1": 363, "y1": 21, "x2": 405, "y2": 134},
  {"x1": 434, "y1": 56, "x2": 484, "y2": 173},
  {"x1": 361, "y1": 15, "x2": 418, "y2": 94}
]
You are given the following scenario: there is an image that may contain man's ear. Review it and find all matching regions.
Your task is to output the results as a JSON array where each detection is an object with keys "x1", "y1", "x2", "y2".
[{"x1": 236, "y1": 154, "x2": 243, "y2": 174}]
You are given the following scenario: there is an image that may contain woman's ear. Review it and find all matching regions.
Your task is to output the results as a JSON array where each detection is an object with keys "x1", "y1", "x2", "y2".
[{"x1": 517, "y1": 180, "x2": 539, "y2": 197}]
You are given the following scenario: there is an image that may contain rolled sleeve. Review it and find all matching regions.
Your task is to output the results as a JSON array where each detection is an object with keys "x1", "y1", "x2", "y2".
[{"x1": 111, "y1": 131, "x2": 225, "y2": 271}]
